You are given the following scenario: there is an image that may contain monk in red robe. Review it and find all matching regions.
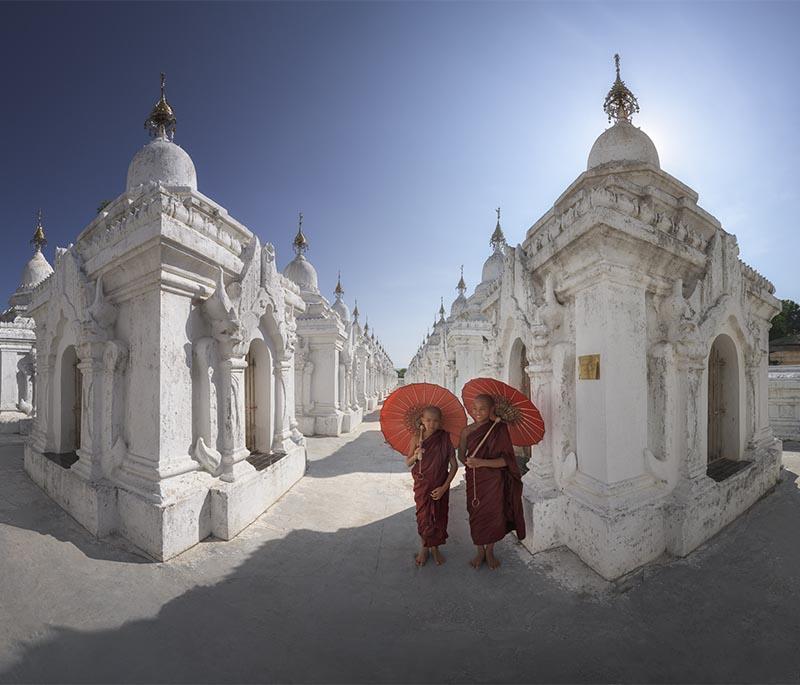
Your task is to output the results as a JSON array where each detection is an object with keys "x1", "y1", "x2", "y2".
[
  {"x1": 406, "y1": 406, "x2": 459, "y2": 566},
  {"x1": 460, "y1": 394, "x2": 526, "y2": 569}
]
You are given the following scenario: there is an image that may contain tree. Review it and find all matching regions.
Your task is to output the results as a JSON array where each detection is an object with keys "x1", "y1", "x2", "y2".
[
  {"x1": 770, "y1": 299, "x2": 800, "y2": 340},
  {"x1": 396, "y1": 368, "x2": 407, "y2": 378}
]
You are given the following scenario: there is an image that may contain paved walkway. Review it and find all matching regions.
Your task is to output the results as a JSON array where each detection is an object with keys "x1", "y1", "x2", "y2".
[{"x1": 1, "y1": 413, "x2": 799, "y2": 683}]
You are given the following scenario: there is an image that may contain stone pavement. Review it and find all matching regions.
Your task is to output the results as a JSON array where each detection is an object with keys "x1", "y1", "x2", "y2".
[{"x1": 1, "y1": 413, "x2": 799, "y2": 684}]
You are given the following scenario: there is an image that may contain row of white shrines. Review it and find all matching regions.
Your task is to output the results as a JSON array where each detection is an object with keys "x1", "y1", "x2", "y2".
[
  {"x1": 0, "y1": 57, "x2": 786, "y2": 581},
  {"x1": 0, "y1": 78, "x2": 395, "y2": 563}
]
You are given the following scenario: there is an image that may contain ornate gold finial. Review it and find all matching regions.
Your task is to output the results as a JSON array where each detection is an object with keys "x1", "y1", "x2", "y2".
[
  {"x1": 456, "y1": 264, "x2": 467, "y2": 295},
  {"x1": 490, "y1": 206, "x2": 506, "y2": 250},
  {"x1": 292, "y1": 211, "x2": 309, "y2": 255},
  {"x1": 31, "y1": 209, "x2": 47, "y2": 251},
  {"x1": 603, "y1": 54, "x2": 640, "y2": 124},
  {"x1": 334, "y1": 270, "x2": 344, "y2": 298},
  {"x1": 145, "y1": 72, "x2": 177, "y2": 140}
]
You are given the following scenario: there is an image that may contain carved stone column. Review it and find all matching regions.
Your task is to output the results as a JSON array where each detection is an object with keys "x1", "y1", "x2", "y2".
[
  {"x1": 527, "y1": 323, "x2": 556, "y2": 486},
  {"x1": 272, "y1": 357, "x2": 293, "y2": 453},
  {"x1": 73, "y1": 340, "x2": 107, "y2": 482},
  {"x1": 32, "y1": 346, "x2": 55, "y2": 453},
  {"x1": 217, "y1": 351, "x2": 249, "y2": 482},
  {"x1": 680, "y1": 350, "x2": 708, "y2": 480},
  {"x1": 100, "y1": 340, "x2": 128, "y2": 479}
]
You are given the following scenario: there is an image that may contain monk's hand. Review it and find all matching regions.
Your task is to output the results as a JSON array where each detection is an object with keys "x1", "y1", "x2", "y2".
[
  {"x1": 430, "y1": 486, "x2": 447, "y2": 500},
  {"x1": 465, "y1": 456, "x2": 482, "y2": 469},
  {"x1": 413, "y1": 447, "x2": 423, "y2": 462}
]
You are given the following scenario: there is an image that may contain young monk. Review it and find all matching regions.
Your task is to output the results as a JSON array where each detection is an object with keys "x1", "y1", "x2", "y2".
[
  {"x1": 405, "y1": 406, "x2": 459, "y2": 566},
  {"x1": 459, "y1": 394, "x2": 526, "y2": 570}
]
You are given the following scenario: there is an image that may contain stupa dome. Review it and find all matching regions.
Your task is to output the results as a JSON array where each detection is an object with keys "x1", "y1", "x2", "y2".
[
  {"x1": 450, "y1": 293, "x2": 467, "y2": 318},
  {"x1": 19, "y1": 249, "x2": 53, "y2": 288},
  {"x1": 127, "y1": 74, "x2": 197, "y2": 193},
  {"x1": 126, "y1": 137, "x2": 197, "y2": 192},
  {"x1": 481, "y1": 251, "x2": 504, "y2": 283},
  {"x1": 587, "y1": 120, "x2": 660, "y2": 170},
  {"x1": 589, "y1": 54, "x2": 659, "y2": 170},
  {"x1": 332, "y1": 297, "x2": 350, "y2": 321},
  {"x1": 283, "y1": 254, "x2": 319, "y2": 292}
]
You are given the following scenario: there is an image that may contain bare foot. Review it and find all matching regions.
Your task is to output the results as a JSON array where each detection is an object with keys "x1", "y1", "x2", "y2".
[
  {"x1": 431, "y1": 547, "x2": 446, "y2": 565},
  {"x1": 486, "y1": 546, "x2": 501, "y2": 570},
  {"x1": 415, "y1": 547, "x2": 429, "y2": 567},
  {"x1": 470, "y1": 546, "x2": 486, "y2": 569}
]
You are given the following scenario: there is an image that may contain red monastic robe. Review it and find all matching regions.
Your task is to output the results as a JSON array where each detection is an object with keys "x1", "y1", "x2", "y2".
[
  {"x1": 464, "y1": 420, "x2": 526, "y2": 545},
  {"x1": 412, "y1": 428, "x2": 454, "y2": 547}
]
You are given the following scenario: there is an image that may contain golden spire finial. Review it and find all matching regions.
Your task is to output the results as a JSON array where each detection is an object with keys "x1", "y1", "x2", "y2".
[
  {"x1": 334, "y1": 270, "x2": 344, "y2": 297},
  {"x1": 490, "y1": 206, "x2": 506, "y2": 250},
  {"x1": 31, "y1": 209, "x2": 47, "y2": 251},
  {"x1": 145, "y1": 72, "x2": 177, "y2": 140},
  {"x1": 292, "y1": 211, "x2": 309, "y2": 255},
  {"x1": 456, "y1": 264, "x2": 467, "y2": 294},
  {"x1": 603, "y1": 54, "x2": 640, "y2": 124}
]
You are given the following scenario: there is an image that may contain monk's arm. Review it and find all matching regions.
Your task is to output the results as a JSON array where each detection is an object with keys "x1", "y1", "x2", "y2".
[
  {"x1": 457, "y1": 429, "x2": 468, "y2": 465},
  {"x1": 444, "y1": 449, "x2": 459, "y2": 486}
]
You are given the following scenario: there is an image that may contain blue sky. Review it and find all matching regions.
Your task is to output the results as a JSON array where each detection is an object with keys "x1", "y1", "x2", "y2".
[{"x1": 1, "y1": 1, "x2": 797, "y2": 366}]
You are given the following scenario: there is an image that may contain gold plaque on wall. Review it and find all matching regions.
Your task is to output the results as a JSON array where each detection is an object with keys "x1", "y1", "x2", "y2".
[{"x1": 578, "y1": 354, "x2": 600, "y2": 380}]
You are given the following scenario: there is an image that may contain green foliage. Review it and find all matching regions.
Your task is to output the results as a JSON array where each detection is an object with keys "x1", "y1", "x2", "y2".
[
  {"x1": 96, "y1": 199, "x2": 112, "y2": 214},
  {"x1": 770, "y1": 299, "x2": 800, "y2": 340},
  {"x1": 396, "y1": 368, "x2": 407, "y2": 378}
]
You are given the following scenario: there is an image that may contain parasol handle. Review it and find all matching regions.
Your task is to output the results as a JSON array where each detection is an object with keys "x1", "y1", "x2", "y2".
[
  {"x1": 414, "y1": 423, "x2": 425, "y2": 480},
  {"x1": 465, "y1": 417, "x2": 500, "y2": 462},
  {"x1": 465, "y1": 418, "x2": 500, "y2": 508}
]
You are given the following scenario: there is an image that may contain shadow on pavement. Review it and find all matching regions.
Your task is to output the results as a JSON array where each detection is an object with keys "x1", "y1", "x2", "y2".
[
  {"x1": 0, "y1": 445, "x2": 148, "y2": 564},
  {"x1": 2, "y1": 463, "x2": 799, "y2": 683}
]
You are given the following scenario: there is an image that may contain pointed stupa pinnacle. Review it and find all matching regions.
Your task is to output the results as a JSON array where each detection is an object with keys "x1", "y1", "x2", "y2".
[
  {"x1": 438, "y1": 297, "x2": 446, "y2": 322},
  {"x1": 352, "y1": 299, "x2": 359, "y2": 320},
  {"x1": 456, "y1": 264, "x2": 466, "y2": 295},
  {"x1": 30, "y1": 209, "x2": 47, "y2": 252},
  {"x1": 292, "y1": 212, "x2": 309, "y2": 255},
  {"x1": 490, "y1": 206, "x2": 506, "y2": 251},
  {"x1": 603, "y1": 54, "x2": 640, "y2": 124},
  {"x1": 364, "y1": 317, "x2": 369, "y2": 333},
  {"x1": 334, "y1": 271, "x2": 344, "y2": 298},
  {"x1": 145, "y1": 73, "x2": 177, "y2": 140}
]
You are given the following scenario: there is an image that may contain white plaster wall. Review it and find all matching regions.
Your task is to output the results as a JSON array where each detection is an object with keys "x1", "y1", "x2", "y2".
[{"x1": 575, "y1": 279, "x2": 648, "y2": 486}]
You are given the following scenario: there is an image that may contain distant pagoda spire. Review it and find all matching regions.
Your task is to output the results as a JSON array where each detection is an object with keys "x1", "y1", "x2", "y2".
[
  {"x1": 334, "y1": 271, "x2": 344, "y2": 298},
  {"x1": 364, "y1": 317, "x2": 369, "y2": 333},
  {"x1": 292, "y1": 211, "x2": 309, "y2": 255},
  {"x1": 352, "y1": 299, "x2": 359, "y2": 320},
  {"x1": 603, "y1": 54, "x2": 640, "y2": 124},
  {"x1": 438, "y1": 297, "x2": 446, "y2": 322},
  {"x1": 30, "y1": 209, "x2": 47, "y2": 252},
  {"x1": 490, "y1": 206, "x2": 506, "y2": 253},
  {"x1": 144, "y1": 73, "x2": 177, "y2": 140},
  {"x1": 456, "y1": 264, "x2": 466, "y2": 296}
]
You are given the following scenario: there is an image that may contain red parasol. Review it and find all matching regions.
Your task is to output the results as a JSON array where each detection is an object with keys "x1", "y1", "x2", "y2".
[
  {"x1": 461, "y1": 377, "x2": 545, "y2": 446},
  {"x1": 380, "y1": 383, "x2": 467, "y2": 456}
]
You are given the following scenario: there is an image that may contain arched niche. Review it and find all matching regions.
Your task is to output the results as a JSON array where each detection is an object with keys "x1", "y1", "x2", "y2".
[
  {"x1": 245, "y1": 337, "x2": 274, "y2": 455},
  {"x1": 58, "y1": 345, "x2": 81, "y2": 454},
  {"x1": 707, "y1": 333, "x2": 740, "y2": 465}
]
